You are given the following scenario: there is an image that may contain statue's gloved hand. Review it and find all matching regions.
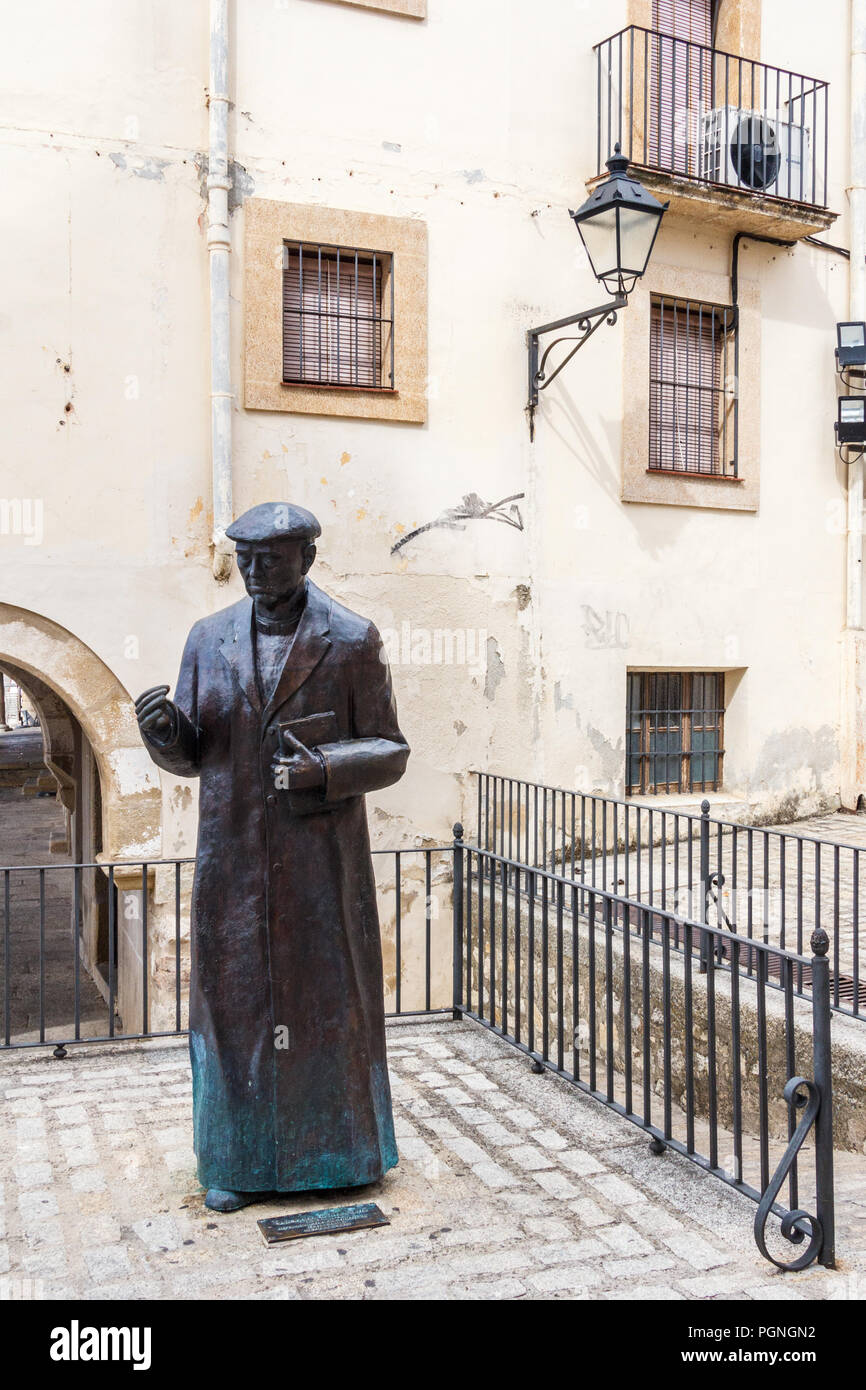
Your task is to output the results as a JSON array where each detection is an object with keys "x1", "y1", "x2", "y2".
[
  {"x1": 272, "y1": 729, "x2": 325, "y2": 792},
  {"x1": 135, "y1": 685, "x2": 179, "y2": 744}
]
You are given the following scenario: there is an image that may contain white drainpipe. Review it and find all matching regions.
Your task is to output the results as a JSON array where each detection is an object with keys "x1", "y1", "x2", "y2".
[
  {"x1": 848, "y1": 0, "x2": 866, "y2": 625},
  {"x1": 842, "y1": 0, "x2": 866, "y2": 806},
  {"x1": 208, "y1": 0, "x2": 233, "y2": 581}
]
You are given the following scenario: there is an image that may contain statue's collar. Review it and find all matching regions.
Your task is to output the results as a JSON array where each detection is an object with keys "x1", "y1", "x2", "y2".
[{"x1": 254, "y1": 582, "x2": 308, "y2": 636}]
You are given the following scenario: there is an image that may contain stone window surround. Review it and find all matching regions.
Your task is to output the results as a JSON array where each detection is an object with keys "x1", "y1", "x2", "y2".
[
  {"x1": 244, "y1": 197, "x2": 428, "y2": 424},
  {"x1": 621, "y1": 258, "x2": 760, "y2": 512},
  {"x1": 627, "y1": 0, "x2": 760, "y2": 58}
]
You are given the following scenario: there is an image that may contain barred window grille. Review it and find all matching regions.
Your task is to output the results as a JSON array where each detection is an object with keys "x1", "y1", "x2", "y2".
[
  {"x1": 627, "y1": 671, "x2": 725, "y2": 796},
  {"x1": 282, "y1": 242, "x2": 395, "y2": 389},
  {"x1": 649, "y1": 295, "x2": 738, "y2": 477}
]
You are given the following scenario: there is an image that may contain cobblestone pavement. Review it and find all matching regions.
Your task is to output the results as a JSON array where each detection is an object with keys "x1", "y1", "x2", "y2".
[{"x1": 1, "y1": 1020, "x2": 864, "y2": 1301}]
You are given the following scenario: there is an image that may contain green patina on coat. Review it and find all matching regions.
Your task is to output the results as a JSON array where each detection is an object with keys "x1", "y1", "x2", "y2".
[{"x1": 144, "y1": 580, "x2": 407, "y2": 1191}]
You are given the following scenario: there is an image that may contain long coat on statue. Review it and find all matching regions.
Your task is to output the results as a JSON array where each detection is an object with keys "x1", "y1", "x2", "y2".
[{"x1": 142, "y1": 578, "x2": 409, "y2": 1192}]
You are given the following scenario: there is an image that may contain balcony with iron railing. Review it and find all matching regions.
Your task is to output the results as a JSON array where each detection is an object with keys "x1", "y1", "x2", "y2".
[{"x1": 594, "y1": 27, "x2": 836, "y2": 240}]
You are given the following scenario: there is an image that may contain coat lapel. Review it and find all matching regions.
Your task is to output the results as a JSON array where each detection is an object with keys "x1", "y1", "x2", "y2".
[
  {"x1": 218, "y1": 599, "x2": 261, "y2": 715},
  {"x1": 262, "y1": 580, "x2": 332, "y2": 724}
]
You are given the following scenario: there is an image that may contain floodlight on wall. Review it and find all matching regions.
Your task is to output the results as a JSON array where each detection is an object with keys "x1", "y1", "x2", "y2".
[
  {"x1": 526, "y1": 145, "x2": 668, "y2": 440},
  {"x1": 836, "y1": 396, "x2": 866, "y2": 462},
  {"x1": 836, "y1": 322, "x2": 866, "y2": 389}
]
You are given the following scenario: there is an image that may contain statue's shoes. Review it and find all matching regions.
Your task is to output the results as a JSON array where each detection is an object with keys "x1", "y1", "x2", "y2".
[{"x1": 204, "y1": 1188, "x2": 272, "y2": 1213}]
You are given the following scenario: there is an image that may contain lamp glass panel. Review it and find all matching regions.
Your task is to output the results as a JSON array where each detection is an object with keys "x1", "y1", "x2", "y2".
[
  {"x1": 840, "y1": 398, "x2": 866, "y2": 423},
  {"x1": 576, "y1": 207, "x2": 620, "y2": 281},
  {"x1": 616, "y1": 206, "x2": 662, "y2": 276},
  {"x1": 839, "y1": 323, "x2": 866, "y2": 348}
]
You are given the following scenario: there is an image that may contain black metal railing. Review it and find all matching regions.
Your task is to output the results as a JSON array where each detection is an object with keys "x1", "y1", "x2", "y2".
[
  {"x1": 1, "y1": 830, "x2": 837, "y2": 1269},
  {"x1": 595, "y1": 26, "x2": 829, "y2": 209},
  {"x1": 0, "y1": 847, "x2": 452, "y2": 1054},
  {"x1": 475, "y1": 772, "x2": 864, "y2": 1019},
  {"x1": 453, "y1": 828, "x2": 835, "y2": 1271}
]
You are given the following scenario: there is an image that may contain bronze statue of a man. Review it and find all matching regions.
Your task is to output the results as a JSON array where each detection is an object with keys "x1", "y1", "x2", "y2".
[{"x1": 136, "y1": 503, "x2": 409, "y2": 1212}]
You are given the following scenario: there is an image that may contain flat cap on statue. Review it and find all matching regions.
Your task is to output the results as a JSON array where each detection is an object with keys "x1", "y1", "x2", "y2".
[{"x1": 226, "y1": 502, "x2": 322, "y2": 544}]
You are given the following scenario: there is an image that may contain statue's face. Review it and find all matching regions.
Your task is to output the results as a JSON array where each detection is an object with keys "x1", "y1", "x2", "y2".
[{"x1": 235, "y1": 539, "x2": 316, "y2": 606}]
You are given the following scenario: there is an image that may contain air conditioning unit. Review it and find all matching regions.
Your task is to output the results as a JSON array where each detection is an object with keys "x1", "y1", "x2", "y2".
[{"x1": 700, "y1": 107, "x2": 812, "y2": 199}]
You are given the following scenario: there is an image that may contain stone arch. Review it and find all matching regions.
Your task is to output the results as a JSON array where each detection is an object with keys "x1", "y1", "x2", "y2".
[{"x1": 0, "y1": 604, "x2": 161, "y2": 859}]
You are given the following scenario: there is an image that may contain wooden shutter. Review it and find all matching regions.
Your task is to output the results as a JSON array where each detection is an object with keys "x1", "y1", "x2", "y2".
[
  {"x1": 649, "y1": 0, "x2": 714, "y2": 174},
  {"x1": 626, "y1": 670, "x2": 724, "y2": 794},
  {"x1": 650, "y1": 298, "x2": 730, "y2": 475},
  {"x1": 283, "y1": 244, "x2": 386, "y2": 387}
]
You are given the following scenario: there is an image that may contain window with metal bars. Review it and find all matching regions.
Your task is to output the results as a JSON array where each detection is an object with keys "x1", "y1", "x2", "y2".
[
  {"x1": 627, "y1": 671, "x2": 725, "y2": 795},
  {"x1": 649, "y1": 295, "x2": 738, "y2": 477},
  {"x1": 282, "y1": 241, "x2": 395, "y2": 389}
]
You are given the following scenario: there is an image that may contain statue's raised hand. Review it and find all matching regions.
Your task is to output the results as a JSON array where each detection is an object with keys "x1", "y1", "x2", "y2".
[{"x1": 135, "y1": 684, "x2": 178, "y2": 743}]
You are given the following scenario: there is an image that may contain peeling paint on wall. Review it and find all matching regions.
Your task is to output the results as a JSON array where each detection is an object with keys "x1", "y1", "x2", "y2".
[
  {"x1": 109, "y1": 153, "x2": 169, "y2": 181},
  {"x1": 107, "y1": 748, "x2": 161, "y2": 797},
  {"x1": 195, "y1": 154, "x2": 255, "y2": 213},
  {"x1": 585, "y1": 724, "x2": 624, "y2": 788},
  {"x1": 484, "y1": 638, "x2": 504, "y2": 701}
]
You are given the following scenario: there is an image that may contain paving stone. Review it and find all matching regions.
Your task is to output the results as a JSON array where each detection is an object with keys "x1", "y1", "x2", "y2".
[
  {"x1": 52, "y1": 1106, "x2": 88, "y2": 1125},
  {"x1": 678, "y1": 1273, "x2": 751, "y2": 1297},
  {"x1": 602, "y1": 1252, "x2": 678, "y2": 1278},
  {"x1": 567, "y1": 1197, "x2": 615, "y2": 1226},
  {"x1": 475, "y1": 1121, "x2": 522, "y2": 1147},
  {"x1": 14, "y1": 1161, "x2": 52, "y2": 1190},
  {"x1": 437, "y1": 1087, "x2": 475, "y2": 1106},
  {"x1": 435, "y1": 1224, "x2": 525, "y2": 1249},
  {"x1": 82, "y1": 1245, "x2": 132, "y2": 1282},
  {"x1": 532, "y1": 1128, "x2": 568, "y2": 1151},
  {"x1": 507, "y1": 1145, "x2": 555, "y2": 1171},
  {"x1": 744, "y1": 1283, "x2": 806, "y2": 1301},
  {"x1": 558, "y1": 1149, "x2": 608, "y2": 1177},
  {"x1": 523, "y1": 1217, "x2": 573, "y2": 1240},
  {"x1": 18, "y1": 1190, "x2": 58, "y2": 1222},
  {"x1": 527, "y1": 1264, "x2": 601, "y2": 1294},
  {"x1": 441, "y1": 1136, "x2": 490, "y2": 1165},
  {"x1": 532, "y1": 1170, "x2": 580, "y2": 1199},
  {"x1": 663, "y1": 1232, "x2": 735, "y2": 1271},
  {"x1": 448, "y1": 1247, "x2": 529, "y2": 1277},
  {"x1": 589, "y1": 1174, "x2": 648, "y2": 1205},
  {"x1": 504, "y1": 1108, "x2": 540, "y2": 1130},
  {"x1": 472, "y1": 1161, "x2": 519, "y2": 1189},
  {"x1": 597, "y1": 1223, "x2": 656, "y2": 1257}
]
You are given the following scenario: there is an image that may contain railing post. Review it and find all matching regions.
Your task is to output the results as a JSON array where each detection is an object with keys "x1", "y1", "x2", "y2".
[
  {"x1": 810, "y1": 927, "x2": 836, "y2": 1267},
  {"x1": 699, "y1": 798, "x2": 712, "y2": 972},
  {"x1": 452, "y1": 822, "x2": 465, "y2": 1021}
]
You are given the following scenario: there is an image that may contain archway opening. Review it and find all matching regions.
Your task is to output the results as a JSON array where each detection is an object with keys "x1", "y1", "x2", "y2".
[
  {"x1": 0, "y1": 606, "x2": 163, "y2": 1045},
  {"x1": 0, "y1": 663, "x2": 114, "y2": 1042}
]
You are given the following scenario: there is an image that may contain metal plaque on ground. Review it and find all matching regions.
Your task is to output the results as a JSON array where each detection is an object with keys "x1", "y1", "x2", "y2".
[{"x1": 257, "y1": 1202, "x2": 390, "y2": 1245}]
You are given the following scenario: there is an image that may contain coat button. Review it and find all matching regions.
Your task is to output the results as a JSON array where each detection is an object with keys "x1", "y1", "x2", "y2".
[
  {"x1": 272, "y1": 862, "x2": 282, "y2": 873},
  {"x1": 266, "y1": 794, "x2": 275, "y2": 806}
]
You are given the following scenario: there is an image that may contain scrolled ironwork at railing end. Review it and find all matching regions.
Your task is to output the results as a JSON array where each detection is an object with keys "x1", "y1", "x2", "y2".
[{"x1": 753, "y1": 1076, "x2": 823, "y2": 1270}]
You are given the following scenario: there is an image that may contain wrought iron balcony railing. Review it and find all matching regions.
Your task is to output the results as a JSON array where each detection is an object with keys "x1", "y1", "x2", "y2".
[{"x1": 594, "y1": 26, "x2": 829, "y2": 210}]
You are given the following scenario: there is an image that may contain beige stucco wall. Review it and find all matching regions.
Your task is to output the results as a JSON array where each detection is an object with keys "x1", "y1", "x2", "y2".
[{"x1": 0, "y1": 0, "x2": 854, "y2": 875}]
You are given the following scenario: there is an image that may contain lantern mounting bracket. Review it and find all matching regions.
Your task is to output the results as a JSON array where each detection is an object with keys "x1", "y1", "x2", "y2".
[{"x1": 527, "y1": 293, "x2": 627, "y2": 441}]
